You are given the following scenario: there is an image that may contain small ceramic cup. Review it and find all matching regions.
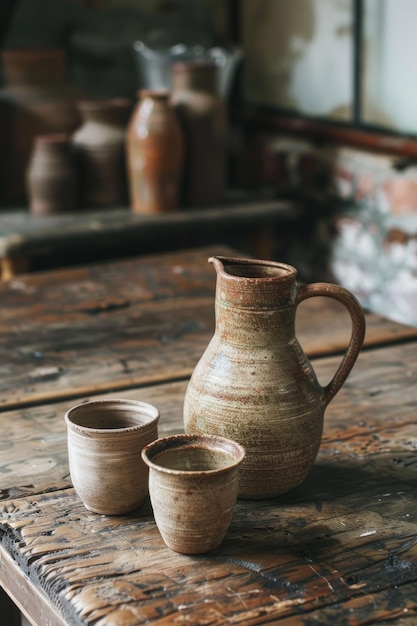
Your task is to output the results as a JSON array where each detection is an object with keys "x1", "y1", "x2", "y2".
[
  {"x1": 142, "y1": 433, "x2": 245, "y2": 554},
  {"x1": 65, "y1": 398, "x2": 159, "y2": 515}
]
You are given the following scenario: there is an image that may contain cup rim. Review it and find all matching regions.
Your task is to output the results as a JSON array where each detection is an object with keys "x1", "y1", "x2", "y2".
[
  {"x1": 141, "y1": 433, "x2": 245, "y2": 476},
  {"x1": 65, "y1": 398, "x2": 160, "y2": 434}
]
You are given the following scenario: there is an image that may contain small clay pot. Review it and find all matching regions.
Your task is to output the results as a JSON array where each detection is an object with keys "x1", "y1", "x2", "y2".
[
  {"x1": 65, "y1": 399, "x2": 159, "y2": 515},
  {"x1": 142, "y1": 434, "x2": 245, "y2": 554},
  {"x1": 26, "y1": 133, "x2": 77, "y2": 215}
]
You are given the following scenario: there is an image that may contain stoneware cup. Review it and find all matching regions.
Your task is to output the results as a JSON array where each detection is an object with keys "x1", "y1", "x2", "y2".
[
  {"x1": 142, "y1": 433, "x2": 245, "y2": 554},
  {"x1": 65, "y1": 399, "x2": 159, "y2": 515}
]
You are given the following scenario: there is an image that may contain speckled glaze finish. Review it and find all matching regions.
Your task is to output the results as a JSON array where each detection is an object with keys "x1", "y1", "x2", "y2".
[
  {"x1": 65, "y1": 399, "x2": 159, "y2": 515},
  {"x1": 183, "y1": 256, "x2": 366, "y2": 499},
  {"x1": 142, "y1": 434, "x2": 245, "y2": 554}
]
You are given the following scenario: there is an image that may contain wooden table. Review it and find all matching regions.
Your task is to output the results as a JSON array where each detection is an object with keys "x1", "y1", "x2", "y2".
[{"x1": 1, "y1": 244, "x2": 417, "y2": 626}]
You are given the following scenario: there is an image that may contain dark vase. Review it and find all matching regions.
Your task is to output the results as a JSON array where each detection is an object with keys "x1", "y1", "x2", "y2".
[
  {"x1": 171, "y1": 61, "x2": 228, "y2": 208},
  {"x1": 72, "y1": 98, "x2": 131, "y2": 208},
  {"x1": 26, "y1": 134, "x2": 77, "y2": 215},
  {"x1": 126, "y1": 89, "x2": 184, "y2": 214},
  {"x1": 0, "y1": 48, "x2": 81, "y2": 206}
]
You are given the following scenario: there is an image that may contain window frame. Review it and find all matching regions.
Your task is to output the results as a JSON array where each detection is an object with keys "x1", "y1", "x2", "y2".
[{"x1": 231, "y1": 0, "x2": 417, "y2": 159}]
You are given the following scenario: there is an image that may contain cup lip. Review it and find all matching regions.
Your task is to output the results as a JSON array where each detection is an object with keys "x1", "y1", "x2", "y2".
[
  {"x1": 65, "y1": 398, "x2": 160, "y2": 434},
  {"x1": 141, "y1": 433, "x2": 245, "y2": 476}
]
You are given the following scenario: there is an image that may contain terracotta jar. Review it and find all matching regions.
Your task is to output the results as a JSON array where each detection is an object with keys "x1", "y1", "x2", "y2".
[
  {"x1": 126, "y1": 89, "x2": 184, "y2": 214},
  {"x1": 26, "y1": 134, "x2": 77, "y2": 215},
  {"x1": 183, "y1": 255, "x2": 366, "y2": 499},
  {"x1": 171, "y1": 61, "x2": 227, "y2": 208},
  {"x1": 0, "y1": 49, "x2": 81, "y2": 206},
  {"x1": 72, "y1": 98, "x2": 131, "y2": 207}
]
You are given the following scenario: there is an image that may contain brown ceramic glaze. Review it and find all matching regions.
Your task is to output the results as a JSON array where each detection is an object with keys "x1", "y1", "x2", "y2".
[
  {"x1": 65, "y1": 399, "x2": 159, "y2": 515},
  {"x1": 26, "y1": 133, "x2": 77, "y2": 215},
  {"x1": 171, "y1": 61, "x2": 227, "y2": 207},
  {"x1": 0, "y1": 49, "x2": 81, "y2": 205},
  {"x1": 142, "y1": 434, "x2": 245, "y2": 554},
  {"x1": 183, "y1": 256, "x2": 366, "y2": 499},
  {"x1": 72, "y1": 98, "x2": 131, "y2": 207},
  {"x1": 126, "y1": 89, "x2": 184, "y2": 214}
]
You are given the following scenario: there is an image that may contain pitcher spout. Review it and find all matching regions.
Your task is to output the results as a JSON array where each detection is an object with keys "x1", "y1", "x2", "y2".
[{"x1": 208, "y1": 255, "x2": 227, "y2": 274}]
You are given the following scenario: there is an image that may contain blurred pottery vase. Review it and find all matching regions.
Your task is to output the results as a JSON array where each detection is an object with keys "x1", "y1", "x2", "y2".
[
  {"x1": 72, "y1": 98, "x2": 131, "y2": 207},
  {"x1": 183, "y1": 256, "x2": 366, "y2": 499},
  {"x1": 126, "y1": 89, "x2": 184, "y2": 214},
  {"x1": 171, "y1": 61, "x2": 227, "y2": 207},
  {"x1": 26, "y1": 134, "x2": 77, "y2": 215},
  {"x1": 0, "y1": 48, "x2": 80, "y2": 205}
]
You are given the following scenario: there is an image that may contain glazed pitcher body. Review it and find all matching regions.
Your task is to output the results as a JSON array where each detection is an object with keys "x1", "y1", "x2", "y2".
[{"x1": 183, "y1": 256, "x2": 365, "y2": 499}]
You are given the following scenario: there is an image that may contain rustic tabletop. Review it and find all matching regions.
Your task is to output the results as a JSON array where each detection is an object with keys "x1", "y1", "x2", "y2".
[{"x1": 1, "y1": 245, "x2": 417, "y2": 626}]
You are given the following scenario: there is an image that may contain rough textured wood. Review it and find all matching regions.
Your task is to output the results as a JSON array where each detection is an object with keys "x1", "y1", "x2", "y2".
[
  {"x1": 2, "y1": 341, "x2": 417, "y2": 624},
  {"x1": 0, "y1": 245, "x2": 416, "y2": 411},
  {"x1": 1, "y1": 244, "x2": 417, "y2": 626},
  {"x1": 0, "y1": 549, "x2": 67, "y2": 626}
]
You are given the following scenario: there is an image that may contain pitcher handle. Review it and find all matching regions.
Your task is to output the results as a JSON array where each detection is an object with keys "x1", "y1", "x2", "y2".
[{"x1": 296, "y1": 283, "x2": 366, "y2": 408}]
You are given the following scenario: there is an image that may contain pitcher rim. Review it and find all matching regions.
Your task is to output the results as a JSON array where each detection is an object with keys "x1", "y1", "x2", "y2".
[{"x1": 209, "y1": 256, "x2": 297, "y2": 280}]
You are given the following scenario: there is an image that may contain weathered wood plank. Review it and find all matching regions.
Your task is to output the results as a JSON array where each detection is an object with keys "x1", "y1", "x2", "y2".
[
  {"x1": 0, "y1": 201, "x2": 299, "y2": 259},
  {"x1": 2, "y1": 341, "x2": 417, "y2": 624},
  {"x1": 0, "y1": 245, "x2": 416, "y2": 411},
  {"x1": 2, "y1": 452, "x2": 417, "y2": 625}
]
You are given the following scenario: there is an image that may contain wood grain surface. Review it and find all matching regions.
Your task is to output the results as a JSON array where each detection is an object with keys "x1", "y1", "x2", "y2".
[
  {"x1": 2, "y1": 340, "x2": 417, "y2": 625},
  {"x1": 0, "y1": 245, "x2": 416, "y2": 411}
]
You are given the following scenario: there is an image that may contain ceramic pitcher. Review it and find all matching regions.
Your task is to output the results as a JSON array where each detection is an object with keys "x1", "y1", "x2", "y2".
[{"x1": 183, "y1": 256, "x2": 366, "y2": 499}]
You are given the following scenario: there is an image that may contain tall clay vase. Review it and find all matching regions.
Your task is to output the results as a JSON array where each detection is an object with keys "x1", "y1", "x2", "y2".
[
  {"x1": 171, "y1": 61, "x2": 228, "y2": 208},
  {"x1": 183, "y1": 256, "x2": 366, "y2": 499},
  {"x1": 126, "y1": 89, "x2": 184, "y2": 214},
  {"x1": 72, "y1": 98, "x2": 131, "y2": 207},
  {"x1": 0, "y1": 48, "x2": 81, "y2": 205},
  {"x1": 26, "y1": 133, "x2": 77, "y2": 215}
]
